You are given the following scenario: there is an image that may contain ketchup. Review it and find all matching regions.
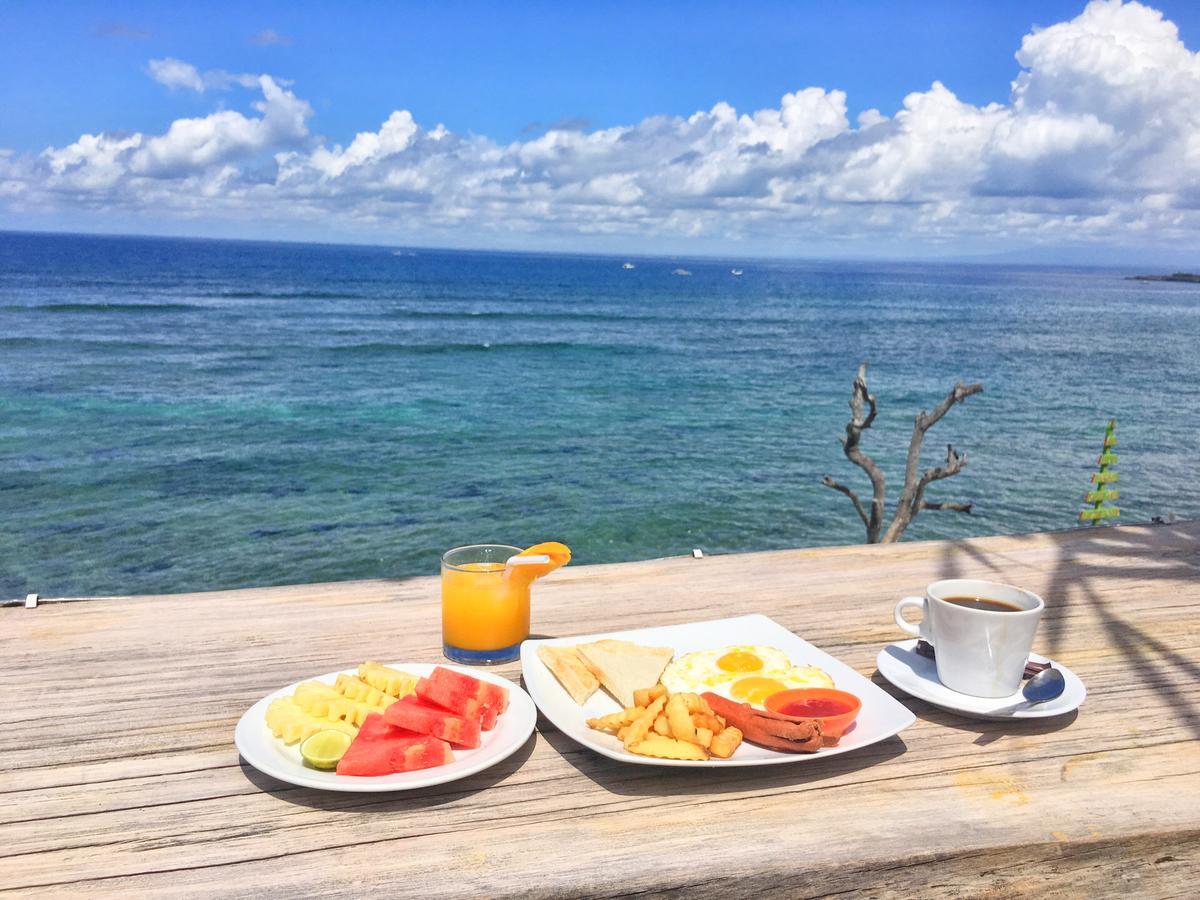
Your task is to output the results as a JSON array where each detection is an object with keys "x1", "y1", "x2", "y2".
[{"x1": 779, "y1": 698, "x2": 854, "y2": 718}]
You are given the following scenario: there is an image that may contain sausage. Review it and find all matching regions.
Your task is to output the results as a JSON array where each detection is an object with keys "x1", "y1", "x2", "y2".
[{"x1": 702, "y1": 692, "x2": 824, "y2": 753}]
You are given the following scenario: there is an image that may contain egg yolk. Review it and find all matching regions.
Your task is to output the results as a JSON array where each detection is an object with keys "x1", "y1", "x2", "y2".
[
  {"x1": 717, "y1": 650, "x2": 764, "y2": 673},
  {"x1": 731, "y1": 677, "x2": 788, "y2": 704}
]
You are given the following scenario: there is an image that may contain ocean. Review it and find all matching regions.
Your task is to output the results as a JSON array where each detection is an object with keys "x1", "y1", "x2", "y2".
[{"x1": 1, "y1": 231, "x2": 1197, "y2": 600}]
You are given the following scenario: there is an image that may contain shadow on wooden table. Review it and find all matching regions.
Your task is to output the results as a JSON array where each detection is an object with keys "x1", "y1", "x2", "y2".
[
  {"x1": 237, "y1": 732, "x2": 538, "y2": 812},
  {"x1": 935, "y1": 521, "x2": 1200, "y2": 740},
  {"x1": 538, "y1": 726, "x2": 907, "y2": 797}
]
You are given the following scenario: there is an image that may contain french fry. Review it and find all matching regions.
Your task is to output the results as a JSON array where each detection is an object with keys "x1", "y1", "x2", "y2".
[
  {"x1": 630, "y1": 734, "x2": 708, "y2": 761},
  {"x1": 622, "y1": 696, "x2": 666, "y2": 749},
  {"x1": 633, "y1": 685, "x2": 668, "y2": 707},
  {"x1": 709, "y1": 725, "x2": 743, "y2": 759},
  {"x1": 586, "y1": 708, "x2": 638, "y2": 732},
  {"x1": 586, "y1": 717, "x2": 613, "y2": 732},
  {"x1": 585, "y1": 686, "x2": 740, "y2": 761},
  {"x1": 666, "y1": 694, "x2": 700, "y2": 745}
]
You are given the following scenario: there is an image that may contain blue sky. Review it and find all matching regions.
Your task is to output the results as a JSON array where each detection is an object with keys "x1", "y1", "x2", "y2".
[{"x1": 3, "y1": 1, "x2": 1200, "y2": 259}]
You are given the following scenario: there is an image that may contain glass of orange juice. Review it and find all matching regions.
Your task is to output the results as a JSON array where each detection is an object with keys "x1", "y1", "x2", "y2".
[{"x1": 441, "y1": 544, "x2": 529, "y2": 664}]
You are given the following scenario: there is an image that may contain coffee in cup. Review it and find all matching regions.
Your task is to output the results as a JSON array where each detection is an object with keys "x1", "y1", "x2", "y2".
[{"x1": 894, "y1": 578, "x2": 1044, "y2": 698}]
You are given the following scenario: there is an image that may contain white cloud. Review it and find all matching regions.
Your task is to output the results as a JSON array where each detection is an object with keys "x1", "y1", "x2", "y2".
[
  {"x1": 148, "y1": 58, "x2": 205, "y2": 92},
  {"x1": 44, "y1": 132, "x2": 144, "y2": 189},
  {"x1": 7, "y1": 1, "x2": 1200, "y2": 253},
  {"x1": 132, "y1": 76, "x2": 310, "y2": 176},
  {"x1": 40, "y1": 75, "x2": 311, "y2": 188},
  {"x1": 149, "y1": 57, "x2": 260, "y2": 93},
  {"x1": 306, "y1": 110, "x2": 419, "y2": 178}
]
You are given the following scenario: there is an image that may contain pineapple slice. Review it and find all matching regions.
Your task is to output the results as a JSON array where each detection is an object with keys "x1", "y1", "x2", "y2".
[
  {"x1": 334, "y1": 673, "x2": 395, "y2": 708},
  {"x1": 263, "y1": 664, "x2": 417, "y2": 749},
  {"x1": 265, "y1": 697, "x2": 358, "y2": 745},
  {"x1": 291, "y1": 682, "x2": 356, "y2": 723},
  {"x1": 358, "y1": 661, "x2": 420, "y2": 699},
  {"x1": 293, "y1": 680, "x2": 392, "y2": 726}
]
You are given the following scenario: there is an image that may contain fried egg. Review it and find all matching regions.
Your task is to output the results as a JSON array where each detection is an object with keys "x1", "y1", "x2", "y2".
[{"x1": 660, "y1": 644, "x2": 834, "y2": 707}]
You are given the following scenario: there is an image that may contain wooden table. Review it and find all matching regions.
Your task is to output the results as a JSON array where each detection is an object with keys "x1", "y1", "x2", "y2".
[{"x1": 3, "y1": 523, "x2": 1198, "y2": 897}]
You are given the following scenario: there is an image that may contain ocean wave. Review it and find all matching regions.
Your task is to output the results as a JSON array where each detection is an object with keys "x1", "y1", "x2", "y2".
[
  {"x1": 0, "y1": 336, "x2": 165, "y2": 350},
  {"x1": 0, "y1": 302, "x2": 205, "y2": 314},
  {"x1": 389, "y1": 308, "x2": 795, "y2": 326},
  {"x1": 393, "y1": 309, "x2": 648, "y2": 324},
  {"x1": 205, "y1": 289, "x2": 369, "y2": 300},
  {"x1": 329, "y1": 340, "x2": 637, "y2": 355}
]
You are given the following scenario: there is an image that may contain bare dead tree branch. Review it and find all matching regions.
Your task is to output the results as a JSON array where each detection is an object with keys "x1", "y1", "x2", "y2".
[
  {"x1": 917, "y1": 383, "x2": 984, "y2": 433},
  {"x1": 883, "y1": 378, "x2": 982, "y2": 542},
  {"x1": 822, "y1": 364, "x2": 981, "y2": 544},
  {"x1": 828, "y1": 361, "x2": 887, "y2": 542},
  {"x1": 821, "y1": 475, "x2": 869, "y2": 529}
]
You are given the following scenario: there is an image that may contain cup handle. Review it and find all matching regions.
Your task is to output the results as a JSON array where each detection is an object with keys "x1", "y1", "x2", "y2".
[{"x1": 894, "y1": 596, "x2": 926, "y2": 638}]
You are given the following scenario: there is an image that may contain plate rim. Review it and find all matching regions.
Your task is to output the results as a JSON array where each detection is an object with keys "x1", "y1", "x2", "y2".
[
  {"x1": 875, "y1": 639, "x2": 1087, "y2": 720},
  {"x1": 522, "y1": 613, "x2": 916, "y2": 767},
  {"x1": 235, "y1": 661, "x2": 537, "y2": 792}
]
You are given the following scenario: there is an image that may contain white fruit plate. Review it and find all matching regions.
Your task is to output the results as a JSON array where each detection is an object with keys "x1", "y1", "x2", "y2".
[
  {"x1": 522, "y1": 614, "x2": 916, "y2": 767},
  {"x1": 235, "y1": 663, "x2": 536, "y2": 792}
]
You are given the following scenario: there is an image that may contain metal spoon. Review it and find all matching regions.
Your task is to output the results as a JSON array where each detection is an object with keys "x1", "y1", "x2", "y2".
[
  {"x1": 992, "y1": 666, "x2": 1067, "y2": 715},
  {"x1": 1021, "y1": 666, "x2": 1066, "y2": 704}
]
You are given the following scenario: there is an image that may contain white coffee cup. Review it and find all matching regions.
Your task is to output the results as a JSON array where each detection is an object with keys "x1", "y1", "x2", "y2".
[{"x1": 894, "y1": 578, "x2": 1045, "y2": 698}]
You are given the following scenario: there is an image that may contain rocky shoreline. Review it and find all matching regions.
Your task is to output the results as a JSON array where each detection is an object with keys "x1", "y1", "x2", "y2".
[{"x1": 1127, "y1": 272, "x2": 1200, "y2": 283}]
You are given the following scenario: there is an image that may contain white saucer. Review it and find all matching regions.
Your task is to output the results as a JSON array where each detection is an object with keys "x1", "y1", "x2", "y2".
[{"x1": 876, "y1": 640, "x2": 1086, "y2": 720}]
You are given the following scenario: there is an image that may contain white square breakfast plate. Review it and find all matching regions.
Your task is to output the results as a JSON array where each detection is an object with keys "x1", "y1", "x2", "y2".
[
  {"x1": 521, "y1": 614, "x2": 916, "y2": 767},
  {"x1": 235, "y1": 663, "x2": 537, "y2": 792}
]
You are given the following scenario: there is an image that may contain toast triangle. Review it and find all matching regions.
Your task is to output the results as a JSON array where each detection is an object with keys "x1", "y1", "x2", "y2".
[
  {"x1": 537, "y1": 645, "x2": 600, "y2": 705},
  {"x1": 575, "y1": 639, "x2": 674, "y2": 707}
]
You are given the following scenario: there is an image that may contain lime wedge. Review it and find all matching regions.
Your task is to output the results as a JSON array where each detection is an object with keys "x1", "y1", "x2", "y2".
[{"x1": 300, "y1": 729, "x2": 352, "y2": 770}]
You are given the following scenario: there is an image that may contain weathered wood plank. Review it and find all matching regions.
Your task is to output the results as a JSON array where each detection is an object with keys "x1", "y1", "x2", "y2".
[{"x1": 1, "y1": 522, "x2": 1197, "y2": 897}]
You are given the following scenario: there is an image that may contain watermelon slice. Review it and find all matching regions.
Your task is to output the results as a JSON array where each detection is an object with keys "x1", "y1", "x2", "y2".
[
  {"x1": 383, "y1": 696, "x2": 481, "y2": 749},
  {"x1": 415, "y1": 677, "x2": 481, "y2": 723},
  {"x1": 335, "y1": 731, "x2": 453, "y2": 777},
  {"x1": 424, "y1": 667, "x2": 509, "y2": 729},
  {"x1": 429, "y1": 666, "x2": 509, "y2": 714},
  {"x1": 356, "y1": 711, "x2": 416, "y2": 743},
  {"x1": 415, "y1": 677, "x2": 498, "y2": 730}
]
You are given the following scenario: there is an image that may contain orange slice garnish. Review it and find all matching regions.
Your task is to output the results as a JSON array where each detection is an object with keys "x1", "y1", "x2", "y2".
[{"x1": 506, "y1": 541, "x2": 571, "y2": 583}]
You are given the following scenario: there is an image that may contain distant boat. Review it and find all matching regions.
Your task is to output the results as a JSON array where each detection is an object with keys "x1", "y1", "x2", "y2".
[
  {"x1": 622, "y1": 262, "x2": 636, "y2": 270},
  {"x1": 730, "y1": 268, "x2": 744, "y2": 277},
  {"x1": 672, "y1": 268, "x2": 692, "y2": 276}
]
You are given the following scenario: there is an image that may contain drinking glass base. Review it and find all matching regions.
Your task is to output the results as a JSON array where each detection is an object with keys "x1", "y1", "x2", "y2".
[{"x1": 443, "y1": 642, "x2": 522, "y2": 666}]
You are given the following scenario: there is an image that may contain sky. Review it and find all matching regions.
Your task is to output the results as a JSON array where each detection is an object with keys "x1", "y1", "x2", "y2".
[{"x1": 2, "y1": 0, "x2": 1200, "y2": 260}]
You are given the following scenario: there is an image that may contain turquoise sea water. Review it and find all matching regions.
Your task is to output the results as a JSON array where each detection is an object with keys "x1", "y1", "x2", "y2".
[{"x1": 1, "y1": 231, "x2": 1197, "y2": 599}]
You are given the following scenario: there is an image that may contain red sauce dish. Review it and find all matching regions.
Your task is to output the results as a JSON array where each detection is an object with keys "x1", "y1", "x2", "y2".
[{"x1": 763, "y1": 688, "x2": 862, "y2": 739}]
